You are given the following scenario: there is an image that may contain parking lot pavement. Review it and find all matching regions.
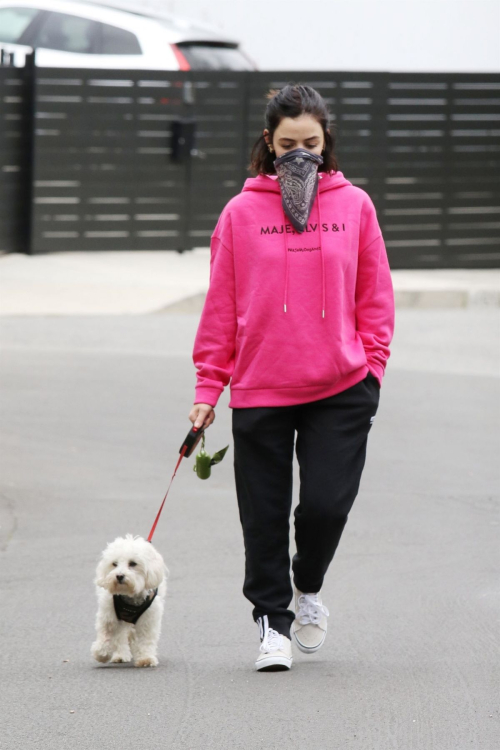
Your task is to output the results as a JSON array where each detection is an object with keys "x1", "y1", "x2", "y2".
[
  {"x1": 0, "y1": 308, "x2": 498, "y2": 749},
  {"x1": 0, "y1": 249, "x2": 499, "y2": 315}
]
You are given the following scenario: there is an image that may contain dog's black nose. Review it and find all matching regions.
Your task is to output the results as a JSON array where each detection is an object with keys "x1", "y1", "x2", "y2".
[{"x1": 116, "y1": 574, "x2": 125, "y2": 583}]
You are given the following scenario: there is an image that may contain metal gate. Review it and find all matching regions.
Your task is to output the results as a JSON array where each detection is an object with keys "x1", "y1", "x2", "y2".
[{"x1": 1, "y1": 63, "x2": 499, "y2": 267}]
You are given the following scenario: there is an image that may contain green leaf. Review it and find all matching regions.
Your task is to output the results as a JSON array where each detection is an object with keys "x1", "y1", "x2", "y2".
[{"x1": 210, "y1": 445, "x2": 229, "y2": 465}]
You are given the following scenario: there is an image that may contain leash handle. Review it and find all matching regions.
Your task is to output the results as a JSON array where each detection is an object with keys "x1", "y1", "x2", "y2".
[
  {"x1": 181, "y1": 424, "x2": 206, "y2": 457},
  {"x1": 147, "y1": 445, "x2": 188, "y2": 543}
]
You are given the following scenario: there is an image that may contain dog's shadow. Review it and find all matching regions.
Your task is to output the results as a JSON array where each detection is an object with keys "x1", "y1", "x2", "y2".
[{"x1": 91, "y1": 661, "x2": 163, "y2": 670}]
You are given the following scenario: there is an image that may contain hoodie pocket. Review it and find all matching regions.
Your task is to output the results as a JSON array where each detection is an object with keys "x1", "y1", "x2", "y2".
[{"x1": 366, "y1": 370, "x2": 380, "y2": 390}]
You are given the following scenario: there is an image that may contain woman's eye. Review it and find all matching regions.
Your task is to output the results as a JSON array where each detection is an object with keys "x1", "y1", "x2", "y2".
[
  {"x1": 129, "y1": 561, "x2": 137, "y2": 567},
  {"x1": 283, "y1": 144, "x2": 318, "y2": 150}
]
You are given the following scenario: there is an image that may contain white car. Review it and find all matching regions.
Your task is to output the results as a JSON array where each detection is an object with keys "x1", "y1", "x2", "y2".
[{"x1": 0, "y1": 0, "x2": 256, "y2": 69}]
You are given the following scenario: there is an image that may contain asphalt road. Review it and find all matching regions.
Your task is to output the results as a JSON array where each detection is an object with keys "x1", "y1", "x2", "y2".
[{"x1": 0, "y1": 309, "x2": 499, "y2": 750}]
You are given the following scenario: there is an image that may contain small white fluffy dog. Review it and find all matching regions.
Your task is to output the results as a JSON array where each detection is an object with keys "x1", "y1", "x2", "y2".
[{"x1": 91, "y1": 534, "x2": 168, "y2": 668}]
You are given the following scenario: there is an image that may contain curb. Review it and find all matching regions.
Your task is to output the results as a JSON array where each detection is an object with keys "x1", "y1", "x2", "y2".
[
  {"x1": 158, "y1": 289, "x2": 500, "y2": 313},
  {"x1": 393, "y1": 289, "x2": 500, "y2": 309}
]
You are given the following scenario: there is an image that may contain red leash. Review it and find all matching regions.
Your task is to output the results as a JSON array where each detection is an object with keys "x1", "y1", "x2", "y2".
[{"x1": 147, "y1": 444, "x2": 188, "y2": 543}]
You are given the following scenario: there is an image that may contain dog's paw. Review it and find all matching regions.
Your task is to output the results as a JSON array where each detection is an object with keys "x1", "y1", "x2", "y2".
[
  {"x1": 110, "y1": 653, "x2": 132, "y2": 664},
  {"x1": 91, "y1": 643, "x2": 111, "y2": 663},
  {"x1": 134, "y1": 656, "x2": 158, "y2": 668}
]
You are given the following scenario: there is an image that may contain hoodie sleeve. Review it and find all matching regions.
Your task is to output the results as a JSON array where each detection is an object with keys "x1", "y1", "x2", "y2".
[
  {"x1": 355, "y1": 195, "x2": 395, "y2": 387},
  {"x1": 192, "y1": 209, "x2": 236, "y2": 408}
]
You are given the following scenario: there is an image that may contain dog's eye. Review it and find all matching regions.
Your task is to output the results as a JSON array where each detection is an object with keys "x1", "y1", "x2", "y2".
[
  {"x1": 112, "y1": 562, "x2": 118, "y2": 567},
  {"x1": 129, "y1": 561, "x2": 137, "y2": 567}
]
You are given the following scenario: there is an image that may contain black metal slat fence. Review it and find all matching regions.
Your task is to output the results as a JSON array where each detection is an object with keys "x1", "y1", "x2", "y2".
[
  {"x1": 32, "y1": 70, "x2": 188, "y2": 252},
  {"x1": 0, "y1": 65, "x2": 499, "y2": 267}
]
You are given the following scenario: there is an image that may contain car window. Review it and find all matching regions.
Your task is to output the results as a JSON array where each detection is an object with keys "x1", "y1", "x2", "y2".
[
  {"x1": 100, "y1": 22, "x2": 141, "y2": 55},
  {"x1": 32, "y1": 11, "x2": 98, "y2": 53},
  {"x1": 0, "y1": 6, "x2": 40, "y2": 43},
  {"x1": 176, "y1": 44, "x2": 254, "y2": 71}
]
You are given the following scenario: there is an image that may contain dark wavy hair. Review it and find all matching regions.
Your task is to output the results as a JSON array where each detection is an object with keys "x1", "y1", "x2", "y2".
[{"x1": 249, "y1": 83, "x2": 339, "y2": 176}]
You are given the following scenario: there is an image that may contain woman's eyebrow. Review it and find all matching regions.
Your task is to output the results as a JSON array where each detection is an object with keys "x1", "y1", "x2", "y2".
[{"x1": 278, "y1": 135, "x2": 320, "y2": 142}]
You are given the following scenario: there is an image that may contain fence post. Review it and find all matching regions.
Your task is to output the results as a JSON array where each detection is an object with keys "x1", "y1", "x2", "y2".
[{"x1": 24, "y1": 50, "x2": 36, "y2": 254}]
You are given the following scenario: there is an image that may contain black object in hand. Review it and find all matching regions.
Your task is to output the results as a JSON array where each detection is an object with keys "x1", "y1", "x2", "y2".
[{"x1": 180, "y1": 425, "x2": 206, "y2": 457}]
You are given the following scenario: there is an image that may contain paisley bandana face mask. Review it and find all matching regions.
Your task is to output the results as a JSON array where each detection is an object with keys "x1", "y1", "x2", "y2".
[{"x1": 274, "y1": 147, "x2": 324, "y2": 233}]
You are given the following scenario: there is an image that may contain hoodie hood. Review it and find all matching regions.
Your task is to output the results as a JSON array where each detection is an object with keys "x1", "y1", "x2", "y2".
[{"x1": 242, "y1": 170, "x2": 353, "y2": 318}]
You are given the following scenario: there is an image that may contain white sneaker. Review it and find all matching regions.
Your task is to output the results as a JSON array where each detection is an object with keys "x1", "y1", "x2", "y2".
[
  {"x1": 290, "y1": 587, "x2": 329, "y2": 653},
  {"x1": 255, "y1": 616, "x2": 293, "y2": 671}
]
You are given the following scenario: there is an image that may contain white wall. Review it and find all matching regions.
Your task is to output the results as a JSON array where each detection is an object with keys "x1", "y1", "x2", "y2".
[{"x1": 103, "y1": 0, "x2": 500, "y2": 72}]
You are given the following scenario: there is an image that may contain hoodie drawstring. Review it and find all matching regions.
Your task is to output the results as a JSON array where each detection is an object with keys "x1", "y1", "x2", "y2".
[
  {"x1": 283, "y1": 184, "x2": 325, "y2": 319},
  {"x1": 317, "y1": 190, "x2": 325, "y2": 319},
  {"x1": 283, "y1": 217, "x2": 290, "y2": 314}
]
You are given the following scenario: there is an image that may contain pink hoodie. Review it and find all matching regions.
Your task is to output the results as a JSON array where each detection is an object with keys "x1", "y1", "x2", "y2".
[{"x1": 192, "y1": 170, "x2": 395, "y2": 408}]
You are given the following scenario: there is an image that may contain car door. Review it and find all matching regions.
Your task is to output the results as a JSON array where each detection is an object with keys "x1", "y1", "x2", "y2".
[
  {"x1": 18, "y1": 8, "x2": 146, "y2": 69},
  {"x1": 20, "y1": 9, "x2": 100, "y2": 66}
]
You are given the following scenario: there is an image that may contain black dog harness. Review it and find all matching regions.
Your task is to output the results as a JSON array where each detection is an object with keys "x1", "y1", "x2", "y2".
[{"x1": 113, "y1": 589, "x2": 158, "y2": 624}]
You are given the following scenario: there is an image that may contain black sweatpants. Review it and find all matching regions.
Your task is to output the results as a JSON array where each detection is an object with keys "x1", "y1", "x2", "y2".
[{"x1": 231, "y1": 370, "x2": 381, "y2": 637}]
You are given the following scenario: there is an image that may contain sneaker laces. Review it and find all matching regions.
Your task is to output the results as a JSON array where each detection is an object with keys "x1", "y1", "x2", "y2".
[
  {"x1": 296, "y1": 593, "x2": 330, "y2": 625},
  {"x1": 260, "y1": 628, "x2": 284, "y2": 654}
]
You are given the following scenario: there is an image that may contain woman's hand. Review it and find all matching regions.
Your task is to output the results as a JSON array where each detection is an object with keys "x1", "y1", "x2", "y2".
[{"x1": 189, "y1": 403, "x2": 216, "y2": 429}]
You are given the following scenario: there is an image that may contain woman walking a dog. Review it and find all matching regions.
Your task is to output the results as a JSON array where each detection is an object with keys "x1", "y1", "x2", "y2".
[{"x1": 189, "y1": 83, "x2": 395, "y2": 671}]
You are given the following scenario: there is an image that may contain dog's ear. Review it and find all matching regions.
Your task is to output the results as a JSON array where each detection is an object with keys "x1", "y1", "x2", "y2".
[
  {"x1": 94, "y1": 556, "x2": 109, "y2": 588},
  {"x1": 144, "y1": 550, "x2": 166, "y2": 590}
]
